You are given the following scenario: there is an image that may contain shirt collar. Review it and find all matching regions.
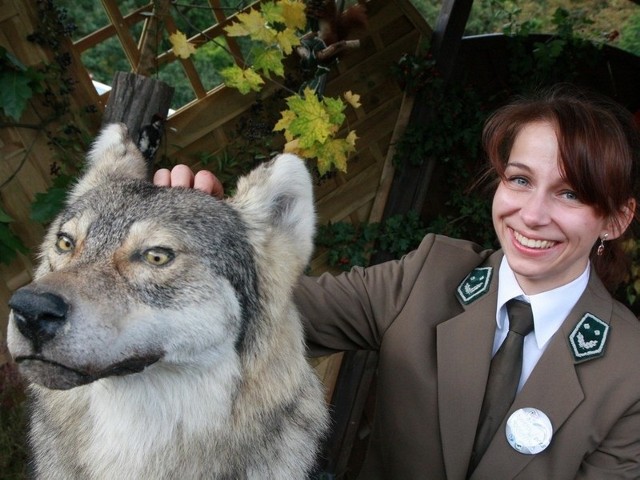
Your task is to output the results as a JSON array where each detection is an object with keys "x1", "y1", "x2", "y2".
[{"x1": 497, "y1": 257, "x2": 590, "y2": 349}]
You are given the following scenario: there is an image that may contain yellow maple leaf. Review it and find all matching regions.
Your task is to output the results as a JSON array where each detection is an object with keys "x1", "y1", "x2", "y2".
[
  {"x1": 169, "y1": 31, "x2": 196, "y2": 59},
  {"x1": 316, "y1": 138, "x2": 351, "y2": 174},
  {"x1": 279, "y1": 0, "x2": 307, "y2": 30},
  {"x1": 284, "y1": 138, "x2": 300, "y2": 153},
  {"x1": 254, "y1": 47, "x2": 285, "y2": 77},
  {"x1": 225, "y1": 9, "x2": 276, "y2": 44},
  {"x1": 343, "y1": 91, "x2": 362, "y2": 109},
  {"x1": 345, "y1": 130, "x2": 358, "y2": 148},
  {"x1": 274, "y1": 109, "x2": 297, "y2": 139},
  {"x1": 276, "y1": 28, "x2": 301, "y2": 55},
  {"x1": 221, "y1": 65, "x2": 264, "y2": 94}
]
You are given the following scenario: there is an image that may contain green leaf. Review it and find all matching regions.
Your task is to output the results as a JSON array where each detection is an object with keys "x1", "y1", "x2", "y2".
[
  {"x1": 253, "y1": 46, "x2": 285, "y2": 78},
  {"x1": 0, "y1": 223, "x2": 28, "y2": 265},
  {"x1": 0, "y1": 206, "x2": 15, "y2": 223},
  {"x1": 286, "y1": 91, "x2": 333, "y2": 146},
  {"x1": 0, "y1": 70, "x2": 34, "y2": 120},
  {"x1": 261, "y1": 1, "x2": 283, "y2": 25},
  {"x1": 30, "y1": 174, "x2": 74, "y2": 224},
  {"x1": 323, "y1": 96, "x2": 347, "y2": 126},
  {"x1": 221, "y1": 65, "x2": 264, "y2": 94}
]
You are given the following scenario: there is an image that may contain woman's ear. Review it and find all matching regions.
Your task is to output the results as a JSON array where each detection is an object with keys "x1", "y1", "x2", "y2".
[{"x1": 607, "y1": 198, "x2": 637, "y2": 240}]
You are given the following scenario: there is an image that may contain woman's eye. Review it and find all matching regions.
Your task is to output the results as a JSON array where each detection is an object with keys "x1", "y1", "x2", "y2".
[
  {"x1": 142, "y1": 248, "x2": 175, "y2": 266},
  {"x1": 56, "y1": 234, "x2": 75, "y2": 253},
  {"x1": 561, "y1": 191, "x2": 579, "y2": 201},
  {"x1": 508, "y1": 176, "x2": 528, "y2": 187}
]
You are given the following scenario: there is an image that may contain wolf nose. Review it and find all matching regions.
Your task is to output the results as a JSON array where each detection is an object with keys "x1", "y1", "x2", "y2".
[{"x1": 9, "y1": 289, "x2": 69, "y2": 348}]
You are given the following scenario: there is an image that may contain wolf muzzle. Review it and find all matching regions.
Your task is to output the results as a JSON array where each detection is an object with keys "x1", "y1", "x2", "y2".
[{"x1": 9, "y1": 288, "x2": 69, "y2": 350}]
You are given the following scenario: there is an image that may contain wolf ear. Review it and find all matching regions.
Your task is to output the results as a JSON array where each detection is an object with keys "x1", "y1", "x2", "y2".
[
  {"x1": 68, "y1": 123, "x2": 148, "y2": 201},
  {"x1": 231, "y1": 154, "x2": 315, "y2": 273}
]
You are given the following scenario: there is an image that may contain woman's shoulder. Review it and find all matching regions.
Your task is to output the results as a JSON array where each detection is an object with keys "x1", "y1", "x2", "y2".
[{"x1": 410, "y1": 233, "x2": 496, "y2": 266}]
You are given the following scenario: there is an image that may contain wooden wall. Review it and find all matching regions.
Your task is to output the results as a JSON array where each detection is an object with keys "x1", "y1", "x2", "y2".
[{"x1": 0, "y1": 0, "x2": 431, "y2": 368}]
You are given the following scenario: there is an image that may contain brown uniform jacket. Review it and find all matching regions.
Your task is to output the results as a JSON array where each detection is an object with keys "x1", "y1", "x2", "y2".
[{"x1": 295, "y1": 234, "x2": 640, "y2": 479}]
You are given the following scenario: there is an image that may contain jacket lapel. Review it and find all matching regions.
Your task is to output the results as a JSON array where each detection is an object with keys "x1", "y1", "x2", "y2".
[
  {"x1": 471, "y1": 268, "x2": 613, "y2": 478},
  {"x1": 437, "y1": 255, "x2": 501, "y2": 480}
]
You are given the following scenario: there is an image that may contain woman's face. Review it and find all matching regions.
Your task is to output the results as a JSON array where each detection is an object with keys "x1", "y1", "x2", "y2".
[{"x1": 492, "y1": 121, "x2": 611, "y2": 295}]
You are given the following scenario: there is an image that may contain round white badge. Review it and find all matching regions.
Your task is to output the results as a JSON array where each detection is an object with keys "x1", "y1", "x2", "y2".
[{"x1": 505, "y1": 408, "x2": 553, "y2": 455}]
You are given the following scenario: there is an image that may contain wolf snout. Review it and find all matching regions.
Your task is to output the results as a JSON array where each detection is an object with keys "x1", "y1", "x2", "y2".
[{"x1": 9, "y1": 288, "x2": 69, "y2": 349}]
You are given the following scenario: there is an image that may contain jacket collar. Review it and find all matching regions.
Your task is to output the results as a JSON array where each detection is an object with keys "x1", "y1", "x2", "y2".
[{"x1": 437, "y1": 253, "x2": 614, "y2": 480}]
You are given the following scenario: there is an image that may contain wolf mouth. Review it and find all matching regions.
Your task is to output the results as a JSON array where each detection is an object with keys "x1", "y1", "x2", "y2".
[{"x1": 15, "y1": 354, "x2": 162, "y2": 390}]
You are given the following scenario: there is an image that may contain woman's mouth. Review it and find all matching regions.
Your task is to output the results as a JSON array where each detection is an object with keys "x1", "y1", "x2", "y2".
[{"x1": 513, "y1": 230, "x2": 557, "y2": 250}]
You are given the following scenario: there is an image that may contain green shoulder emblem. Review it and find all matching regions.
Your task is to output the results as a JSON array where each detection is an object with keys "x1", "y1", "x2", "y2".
[
  {"x1": 568, "y1": 313, "x2": 609, "y2": 363},
  {"x1": 456, "y1": 267, "x2": 493, "y2": 305}
]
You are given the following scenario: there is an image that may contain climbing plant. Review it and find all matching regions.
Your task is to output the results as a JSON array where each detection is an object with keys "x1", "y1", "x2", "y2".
[{"x1": 0, "y1": 1, "x2": 93, "y2": 264}]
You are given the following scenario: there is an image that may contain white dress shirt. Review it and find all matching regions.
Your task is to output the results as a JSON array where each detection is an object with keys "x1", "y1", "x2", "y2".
[{"x1": 495, "y1": 257, "x2": 590, "y2": 391}]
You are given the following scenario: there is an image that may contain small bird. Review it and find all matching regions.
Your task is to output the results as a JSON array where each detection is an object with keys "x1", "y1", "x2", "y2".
[{"x1": 137, "y1": 114, "x2": 165, "y2": 162}]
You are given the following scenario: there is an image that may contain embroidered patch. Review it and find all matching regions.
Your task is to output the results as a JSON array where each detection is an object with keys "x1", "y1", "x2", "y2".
[
  {"x1": 568, "y1": 313, "x2": 609, "y2": 363},
  {"x1": 456, "y1": 267, "x2": 493, "y2": 305}
]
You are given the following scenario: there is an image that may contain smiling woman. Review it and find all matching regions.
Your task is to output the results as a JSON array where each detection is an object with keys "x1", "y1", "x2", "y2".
[
  {"x1": 483, "y1": 86, "x2": 640, "y2": 293},
  {"x1": 289, "y1": 83, "x2": 640, "y2": 479}
]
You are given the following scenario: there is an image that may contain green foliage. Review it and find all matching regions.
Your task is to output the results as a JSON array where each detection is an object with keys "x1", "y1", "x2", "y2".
[
  {"x1": 0, "y1": 208, "x2": 29, "y2": 266},
  {"x1": 506, "y1": 8, "x2": 603, "y2": 88},
  {"x1": 316, "y1": 221, "x2": 379, "y2": 270},
  {"x1": 30, "y1": 174, "x2": 75, "y2": 224},
  {"x1": 619, "y1": 10, "x2": 640, "y2": 56},
  {"x1": 0, "y1": 47, "x2": 44, "y2": 120},
  {"x1": 378, "y1": 211, "x2": 427, "y2": 258},
  {"x1": 316, "y1": 212, "x2": 427, "y2": 271},
  {"x1": 0, "y1": 1, "x2": 92, "y2": 267},
  {"x1": 199, "y1": 149, "x2": 263, "y2": 196}
]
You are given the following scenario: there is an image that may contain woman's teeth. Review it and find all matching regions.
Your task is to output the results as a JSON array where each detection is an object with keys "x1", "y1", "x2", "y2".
[{"x1": 514, "y1": 231, "x2": 556, "y2": 249}]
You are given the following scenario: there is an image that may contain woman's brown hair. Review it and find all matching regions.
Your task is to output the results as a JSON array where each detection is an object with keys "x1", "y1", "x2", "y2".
[{"x1": 482, "y1": 84, "x2": 640, "y2": 291}]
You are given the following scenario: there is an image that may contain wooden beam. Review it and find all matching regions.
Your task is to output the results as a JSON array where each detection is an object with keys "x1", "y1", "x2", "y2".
[
  {"x1": 380, "y1": 0, "x2": 474, "y2": 218},
  {"x1": 73, "y1": 4, "x2": 152, "y2": 53},
  {"x1": 431, "y1": 0, "x2": 475, "y2": 81},
  {"x1": 207, "y1": 0, "x2": 245, "y2": 66},
  {"x1": 101, "y1": 72, "x2": 174, "y2": 175},
  {"x1": 100, "y1": 0, "x2": 142, "y2": 69}
]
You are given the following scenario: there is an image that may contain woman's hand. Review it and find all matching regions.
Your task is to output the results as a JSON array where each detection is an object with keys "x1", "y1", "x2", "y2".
[{"x1": 153, "y1": 165, "x2": 224, "y2": 199}]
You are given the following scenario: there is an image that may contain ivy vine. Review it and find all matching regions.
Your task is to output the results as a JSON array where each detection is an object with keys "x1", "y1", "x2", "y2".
[{"x1": 0, "y1": 0, "x2": 94, "y2": 265}]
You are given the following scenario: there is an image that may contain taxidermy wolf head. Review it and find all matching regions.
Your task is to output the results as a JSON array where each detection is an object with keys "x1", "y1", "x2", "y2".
[{"x1": 7, "y1": 123, "x2": 328, "y2": 479}]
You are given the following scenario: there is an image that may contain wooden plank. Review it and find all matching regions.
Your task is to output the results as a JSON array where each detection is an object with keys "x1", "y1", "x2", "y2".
[
  {"x1": 315, "y1": 163, "x2": 380, "y2": 224},
  {"x1": 162, "y1": 14, "x2": 207, "y2": 99},
  {"x1": 208, "y1": 0, "x2": 244, "y2": 65},
  {"x1": 319, "y1": 349, "x2": 378, "y2": 475},
  {"x1": 73, "y1": 4, "x2": 152, "y2": 53},
  {"x1": 2, "y1": 4, "x2": 49, "y2": 66},
  {"x1": 0, "y1": 0, "x2": 17, "y2": 23},
  {"x1": 101, "y1": 0, "x2": 141, "y2": 69},
  {"x1": 431, "y1": 0, "x2": 475, "y2": 81},
  {"x1": 135, "y1": 0, "x2": 169, "y2": 76}
]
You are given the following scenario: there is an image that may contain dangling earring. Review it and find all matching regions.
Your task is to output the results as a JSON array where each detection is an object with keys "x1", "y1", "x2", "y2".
[{"x1": 597, "y1": 233, "x2": 609, "y2": 256}]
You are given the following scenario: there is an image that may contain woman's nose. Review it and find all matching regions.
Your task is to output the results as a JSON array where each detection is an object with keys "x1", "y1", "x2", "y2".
[{"x1": 519, "y1": 191, "x2": 552, "y2": 226}]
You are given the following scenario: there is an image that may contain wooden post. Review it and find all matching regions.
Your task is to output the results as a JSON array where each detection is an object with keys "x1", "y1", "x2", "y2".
[{"x1": 101, "y1": 72, "x2": 174, "y2": 174}]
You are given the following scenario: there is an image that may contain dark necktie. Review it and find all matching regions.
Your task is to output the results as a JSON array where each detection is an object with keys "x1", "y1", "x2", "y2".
[{"x1": 467, "y1": 299, "x2": 534, "y2": 476}]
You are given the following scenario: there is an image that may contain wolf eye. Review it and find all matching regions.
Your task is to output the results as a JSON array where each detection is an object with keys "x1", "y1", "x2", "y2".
[
  {"x1": 142, "y1": 248, "x2": 175, "y2": 267},
  {"x1": 56, "y1": 234, "x2": 75, "y2": 253}
]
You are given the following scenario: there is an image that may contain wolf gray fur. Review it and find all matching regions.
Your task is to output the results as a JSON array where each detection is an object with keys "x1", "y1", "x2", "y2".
[{"x1": 7, "y1": 123, "x2": 329, "y2": 479}]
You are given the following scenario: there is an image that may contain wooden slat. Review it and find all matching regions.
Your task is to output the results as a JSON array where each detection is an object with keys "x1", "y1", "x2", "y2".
[
  {"x1": 0, "y1": 0, "x2": 17, "y2": 23},
  {"x1": 162, "y1": 14, "x2": 207, "y2": 99},
  {"x1": 100, "y1": 0, "x2": 141, "y2": 69},
  {"x1": 73, "y1": 4, "x2": 153, "y2": 53},
  {"x1": 208, "y1": 0, "x2": 245, "y2": 65}
]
